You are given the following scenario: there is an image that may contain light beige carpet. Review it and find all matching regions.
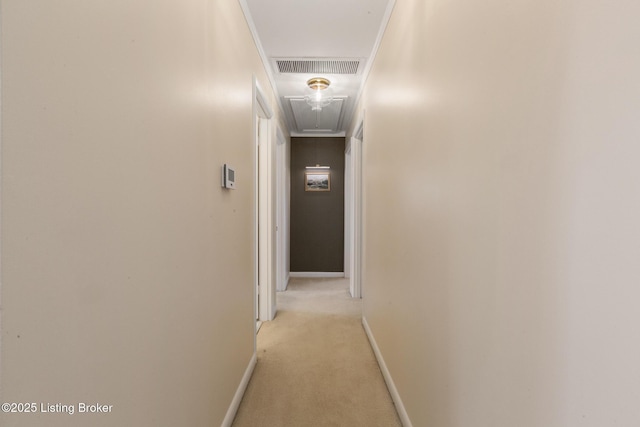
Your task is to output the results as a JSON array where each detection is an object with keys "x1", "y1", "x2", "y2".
[{"x1": 231, "y1": 277, "x2": 402, "y2": 427}]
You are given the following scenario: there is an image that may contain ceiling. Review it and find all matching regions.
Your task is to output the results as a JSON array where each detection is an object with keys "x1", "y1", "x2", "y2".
[{"x1": 240, "y1": 0, "x2": 395, "y2": 137}]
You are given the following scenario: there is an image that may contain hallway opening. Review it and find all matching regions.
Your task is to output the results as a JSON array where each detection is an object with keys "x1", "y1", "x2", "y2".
[{"x1": 232, "y1": 278, "x2": 401, "y2": 427}]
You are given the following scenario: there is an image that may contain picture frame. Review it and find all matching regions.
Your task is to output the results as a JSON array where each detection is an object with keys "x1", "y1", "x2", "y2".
[{"x1": 305, "y1": 172, "x2": 331, "y2": 192}]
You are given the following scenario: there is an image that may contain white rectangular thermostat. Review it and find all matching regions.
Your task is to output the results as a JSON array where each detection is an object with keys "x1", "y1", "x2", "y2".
[{"x1": 221, "y1": 164, "x2": 236, "y2": 189}]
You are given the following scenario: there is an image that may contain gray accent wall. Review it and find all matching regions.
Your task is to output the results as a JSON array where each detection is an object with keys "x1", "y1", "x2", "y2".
[{"x1": 290, "y1": 137, "x2": 345, "y2": 272}]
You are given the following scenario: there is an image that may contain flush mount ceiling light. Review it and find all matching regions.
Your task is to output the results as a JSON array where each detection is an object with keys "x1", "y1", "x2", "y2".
[{"x1": 305, "y1": 77, "x2": 334, "y2": 111}]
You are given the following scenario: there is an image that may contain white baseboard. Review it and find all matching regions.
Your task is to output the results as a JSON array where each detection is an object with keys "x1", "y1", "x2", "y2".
[
  {"x1": 289, "y1": 272, "x2": 345, "y2": 278},
  {"x1": 221, "y1": 352, "x2": 257, "y2": 427},
  {"x1": 276, "y1": 274, "x2": 291, "y2": 292},
  {"x1": 362, "y1": 317, "x2": 413, "y2": 427}
]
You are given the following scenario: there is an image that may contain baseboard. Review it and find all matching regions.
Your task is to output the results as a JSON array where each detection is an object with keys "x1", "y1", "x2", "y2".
[
  {"x1": 221, "y1": 352, "x2": 257, "y2": 427},
  {"x1": 362, "y1": 317, "x2": 413, "y2": 427},
  {"x1": 277, "y1": 274, "x2": 291, "y2": 292},
  {"x1": 289, "y1": 272, "x2": 345, "y2": 278}
]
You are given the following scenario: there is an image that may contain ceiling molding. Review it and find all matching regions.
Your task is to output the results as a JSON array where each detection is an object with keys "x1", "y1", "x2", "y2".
[
  {"x1": 352, "y1": 0, "x2": 397, "y2": 117},
  {"x1": 237, "y1": 0, "x2": 292, "y2": 129}
]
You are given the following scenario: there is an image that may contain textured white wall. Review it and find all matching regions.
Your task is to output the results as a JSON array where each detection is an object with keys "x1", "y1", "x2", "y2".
[
  {"x1": 0, "y1": 1, "x2": 281, "y2": 426},
  {"x1": 356, "y1": 0, "x2": 640, "y2": 425}
]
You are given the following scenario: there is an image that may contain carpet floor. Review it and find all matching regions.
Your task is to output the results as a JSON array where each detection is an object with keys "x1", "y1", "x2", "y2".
[{"x1": 231, "y1": 277, "x2": 402, "y2": 427}]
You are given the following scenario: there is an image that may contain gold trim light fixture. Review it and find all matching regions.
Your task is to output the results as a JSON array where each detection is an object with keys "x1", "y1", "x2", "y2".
[{"x1": 305, "y1": 77, "x2": 334, "y2": 111}]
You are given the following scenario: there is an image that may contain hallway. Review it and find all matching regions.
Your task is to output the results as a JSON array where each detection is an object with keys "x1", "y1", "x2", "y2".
[
  {"x1": 3, "y1": 1, "x2": 640, "y2": 426},
  {"x1": 232, "y1": 278, "x2": 401, "y2": 427}
]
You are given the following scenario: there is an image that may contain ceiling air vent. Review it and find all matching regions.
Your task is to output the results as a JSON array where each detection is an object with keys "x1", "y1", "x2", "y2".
[{"x1": 275, "y1": 58, "x2": 361, "y2": 75}]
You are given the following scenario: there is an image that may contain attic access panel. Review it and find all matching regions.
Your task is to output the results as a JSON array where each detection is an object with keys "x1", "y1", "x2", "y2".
[{"x1": 288, "y1": 97, "x2": 345, "y2": 133}]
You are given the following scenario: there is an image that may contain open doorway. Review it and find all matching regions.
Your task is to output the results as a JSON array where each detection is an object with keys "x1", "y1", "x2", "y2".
[
  {"x1": 254, "y1": 78, "x2": 275, "y2": 337},
  {"x1": 345, "y1": 117, "x2": 364, "y2": 299}
]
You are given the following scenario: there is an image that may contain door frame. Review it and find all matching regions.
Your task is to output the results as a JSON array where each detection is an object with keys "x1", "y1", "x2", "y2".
[
  {"x1": 344, "y1": 143, "x2": 352, "y2": 282},
  {"x1": 346, "y1": 116, "x2": 364, "y2": 298},
  {"x1": 275, "y1": 127, "x2": 290, "y2": 292},
  {"x1": 253, "y1": 77, "x2": 275, "y2": 336}
]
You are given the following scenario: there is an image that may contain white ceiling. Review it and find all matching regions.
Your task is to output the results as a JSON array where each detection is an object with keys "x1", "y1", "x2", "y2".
[{"x1": 240, "y1": 0, "x2": 394, "y2": 137}]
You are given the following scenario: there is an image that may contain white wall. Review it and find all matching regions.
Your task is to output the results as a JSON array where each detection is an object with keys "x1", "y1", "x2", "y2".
[
  {"x1": 354, "y1": 0, "x2": 640, "y2": 425},
  {"x1": 0, "y1": 1, "x2": 282, "y2": 426}
]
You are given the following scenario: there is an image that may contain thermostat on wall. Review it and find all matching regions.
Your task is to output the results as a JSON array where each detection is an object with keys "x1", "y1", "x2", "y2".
[{"x1": 221, "y1": 164, "x2": 236, "y2": 189}]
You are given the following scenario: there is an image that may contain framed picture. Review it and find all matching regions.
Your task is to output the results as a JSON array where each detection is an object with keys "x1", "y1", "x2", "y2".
[{"x1": 305, "y1": 172, "x2": 330, "y2": 192}]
